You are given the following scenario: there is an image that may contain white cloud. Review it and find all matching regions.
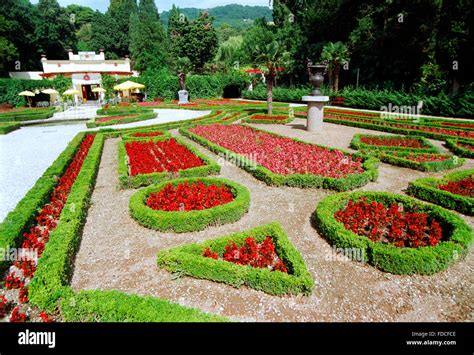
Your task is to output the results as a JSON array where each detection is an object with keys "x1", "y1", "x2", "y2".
[{"x1": 29, "y1": 0, "x2": 271, "y2": 13}]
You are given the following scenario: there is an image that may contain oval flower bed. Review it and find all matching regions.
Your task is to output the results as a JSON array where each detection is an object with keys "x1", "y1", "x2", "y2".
[
  {"x1": 182, "y1": 124, "x2": 379, "y2": 191},
  {"x1": 408, "y1": 169, "x2": 474, "y2": 216},
  {"x1": 129, "y1": 177, "x2": 250, "y2": 233},
  {"x1": 156, "y1": 223, "x2": 313, "y2": 295},
  {"x1": 314, "y1": 191, "x2": 472, "y2": 274}
]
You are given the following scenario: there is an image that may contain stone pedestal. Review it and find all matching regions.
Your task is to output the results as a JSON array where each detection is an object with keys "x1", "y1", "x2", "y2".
[
  {"x1": 178, "y1": 90, "x2": 189, "y2": 104},
  {"x1": 302, "y1": 95, "x2": 329, "y2": 132}
]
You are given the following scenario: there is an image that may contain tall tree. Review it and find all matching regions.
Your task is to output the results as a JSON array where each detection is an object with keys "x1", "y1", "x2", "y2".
[
  {"x1": 34, "y1": 0, "x2": 77, "y2": 59},
  {"x1": 106, "y1": 0, "x2": 137, "y2": 57},
  {"x1": 129, "y1": 0, "x2": 168, "y2": 72},
  {"x1": 321, "y1": 41, "x2": 350, "y2": 92}
]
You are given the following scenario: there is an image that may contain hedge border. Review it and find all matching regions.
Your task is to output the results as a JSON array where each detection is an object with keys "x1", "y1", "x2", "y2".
[
  {"x1": 96, "y1": 106, "x2": 153, "y2": 116},
  {"x1": 407, "y1": 169, "x2": 474, "y2": 216},
  {"x1": 24, "y1": 131, "x2": 226, "y2": 322},
  {"x1": 376, "y1": 151, "x2": 464, "y2": 172},
  {"x1": 0, "y1": 108, "x2": 56, "y2": 122},
  {"x1": 313, "y1": 191, "x2": 472, "y2": 275},
  {"x1": 242, "y1": 113, "x2": 295, "y2": 125},
  {"x1": 156, "y1": 222, "x2": 314, "y2": 296},
  {"x1": 118, "y1": 136, "x2": 220, "y2": 189},
  {"x1": 180, "y1": 124, "x2": 379, "y2": 191},
  {"x1": 350, "y1": 133, "x2": 439, "y2": 153},
  {"x1": 0, "y1": 132, "x2": 87, "y2": 271},
  {"x1": 445, "y1": 138, "x2": 474, "y2": 158},
  {"x1": 121, "y1": 129, "x2": 171, "y2": 141},
  {"x1": 86, "y1": 112, "x2": 158, "y2": 128},
  {"x1": 129, "y1": 177, "x2": 250, "y2": 233},
  {"x1": 0, "y1": 122, "x2": 21, "y2": 135}
]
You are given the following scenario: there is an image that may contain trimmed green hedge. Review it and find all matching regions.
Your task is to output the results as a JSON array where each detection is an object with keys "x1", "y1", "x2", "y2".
[
  {"x1": 0, "y1": 132, "x2": 87, "y2": 272},
  {"x1": 96, "y1": 106, "x2": 153, "y2": 116},
  {"x1": 408, "y1": 169, "x2": 474, "y2": 216},
  {"x1": 242, "y1": 113, "x2": 295, "y2": 125},
  {"x1": 130, "y1": 177, "x2": 250, "y2": 233},
  {"x1": 60, "y1": 288, "x2": 226, "y2": 322},
  {"x1": 0, "y1": 122, "x2": 21, "y2": 134},
  {"x1": 376, "y1": 151, "x2": 464, "y2": 172},
  {"x1": 121, "y1": 129, "x2": 171, "y2": 141},
  {"x1": 350, "y1": 133, "x2": 439, "y2": 153},
  {"x1": 180, "y1": 125, "x2": 379, "y2": 191},
  {"x1": 445, "y1": 138, "x2": 474, "y2": 158},
  {"x1": 0, "y1": 108, "x2": 56, "y2": 122},
  {"x1": 314, "y1": 191, "x2": 473, "y2": 275},
  {"x1": 157, "y1": 222, "x2": 314, "y2": 296},
  {"x1": 86, "y1": 112, "x2": 158, "y2": 128},
  {"x1": 28, "y1": 134, "x2": 105, "y2": 311},
  {"x1": 118, "y1": 136, "x2": 220, "y2": 189}
]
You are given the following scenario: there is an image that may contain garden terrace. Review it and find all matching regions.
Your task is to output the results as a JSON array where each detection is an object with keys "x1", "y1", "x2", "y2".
[{"x1": 1, "y1": 111, "x2": 473, "y2": 323}]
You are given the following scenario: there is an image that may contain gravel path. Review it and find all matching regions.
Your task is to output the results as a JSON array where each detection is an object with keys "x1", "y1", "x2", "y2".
[
  {"x1": 70, "y1": 120, "x2": 474, "y2": 322},
  {"x1": 0, "y1": 109, "x2": 209, "y2": 221}
]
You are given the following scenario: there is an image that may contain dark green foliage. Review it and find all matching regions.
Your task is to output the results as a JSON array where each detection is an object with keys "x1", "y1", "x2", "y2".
[
  {"x1": 408, "y1": 169, "x2": 474, "y2": 216},
  {"x1": 129, "y1": 177, "x2": 250, "y2": 233},
  {"x1": 157, "y1": 222, "x2": 314, "y2": 296},
  {"x1": 180, "y1": 125, "x2": 379, "y2": 191},
  {"x1": 314, "y1": 191, "x2": 473, "y2": 275}
]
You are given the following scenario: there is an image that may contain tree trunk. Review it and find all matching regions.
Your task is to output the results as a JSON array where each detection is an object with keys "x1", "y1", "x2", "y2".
[
  {"x1": 334, "y1": 65, "x2": 340, "y2": 92},
  {"x1": 328, "y1": 68, "x2": 334, "y2": 92},
  {"x1": 266, "y1": 76, "x2": 273, "y2": 115}
]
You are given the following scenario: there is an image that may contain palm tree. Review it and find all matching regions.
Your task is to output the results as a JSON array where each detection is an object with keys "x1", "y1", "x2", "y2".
[
  {"x1": 251, "y1": 41, "x2": 291, "y2": 114},
  {"x1": 321, "y1": 42, "x2": 350, "y2": 92}
]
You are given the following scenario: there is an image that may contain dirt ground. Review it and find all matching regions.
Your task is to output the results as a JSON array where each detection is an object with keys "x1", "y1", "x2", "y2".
[{"x1": 70, "y1": 119, "x2": 474, "y2": 322}]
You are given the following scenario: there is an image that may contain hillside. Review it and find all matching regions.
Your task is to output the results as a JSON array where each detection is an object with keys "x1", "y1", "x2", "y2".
[{"x1": 160, "y1": 4, "x2": 273, "y2": 28}]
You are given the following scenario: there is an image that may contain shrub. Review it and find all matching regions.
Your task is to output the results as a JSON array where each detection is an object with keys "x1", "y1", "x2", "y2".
[
  {"x1": 157, "y1": 222, "x2": 314, "y2": 295},
  {"x1": 129, "y1": 177, "x2": 250, "y2": 233},
  {"x1": 314, "y1": 191, "x2": 472, "y2": 275},
  {"x1": 87, "y1": 112, "x2": 157, "y2": 128},
  {"x1": 408, "y1": 169, "x2": 474, "y2": 216}
]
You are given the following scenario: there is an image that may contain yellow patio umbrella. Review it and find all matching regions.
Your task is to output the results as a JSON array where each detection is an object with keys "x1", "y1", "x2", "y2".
[
  {"x1": 18, "y1": 90, "x2": 35, "y2": 107},
  {"x1": 92, "y1": 87, "x2": 106, "y2": 93},
  {"x1": 113, "y1": 80, "x2": 145, "y2": 90},
  {"x1": 41, "y1": 89, "x2": 59, "y2": 95},
  {"x1": 63, "y1": 89, "x2": 81, "y2": 95}
]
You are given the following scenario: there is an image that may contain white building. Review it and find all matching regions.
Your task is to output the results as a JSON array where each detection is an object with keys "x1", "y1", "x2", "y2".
[{"x1": 10, "y1": 50, "x2": 134, "y2": 103}]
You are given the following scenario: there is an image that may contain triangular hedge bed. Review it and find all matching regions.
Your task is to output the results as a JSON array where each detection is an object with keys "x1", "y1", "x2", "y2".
[{"x1": 156, "y1": 222, "x2": 314, "y2": 296}]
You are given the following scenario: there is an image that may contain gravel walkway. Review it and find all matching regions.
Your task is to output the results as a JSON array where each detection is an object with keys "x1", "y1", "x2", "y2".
[{"x1": 70, "y1": 120, "x2": 473, "y2": 322}]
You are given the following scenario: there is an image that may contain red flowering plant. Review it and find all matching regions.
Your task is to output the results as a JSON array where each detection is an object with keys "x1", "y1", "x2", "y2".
[
  {"x1": 0, "y1": 295, "x2": 8, "y2": 318},
  {"x1": 359, "y1": 136, "x2": 427, "y2": 149},
  {"x1": 96, "y1": 114, "x2": 138, "y2": 123},
  {"x1": 438, "y1": 176, "x2": 474, "y2": 198},
  {"x1": 39, "y1": 311, "x2": 54, "y2": 323},
  {"x1": 4, "y1": 272, "x2": 23, "y2": 289},
  {"x1": 334, "y1": 198, "x2": 443, "y2": 248},
  {"x1": 203, "y1": 236, "x2": 288, "y2": 273},
  {"x1": 18, "y1": 286, "x2": 28, "y2": 304},
  {"x1": 189, "y1": 124, "x2": 364, "y2": 178},
  {"x1": 146, "y1": 181, "x2": 234, "y2": 211},
  {"x1": 131, "y1": 131, "x2": 164, "y2": 138},
  {"x1": 125, "y1": 138, "x2": 204, "y2": 176},
  {"x1": 9, "y1": 307, "x2": 27, "y2": 323}
]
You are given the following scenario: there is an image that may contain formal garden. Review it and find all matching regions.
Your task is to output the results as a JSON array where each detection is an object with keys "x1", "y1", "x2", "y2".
[{"x1": 0, "y1": 0, "x2": 473, "y2": 328}]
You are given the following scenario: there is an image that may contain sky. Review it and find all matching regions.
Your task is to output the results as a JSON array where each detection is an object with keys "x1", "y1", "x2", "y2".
[{"x1": 29, "y1": 0, "x2": 271, "y2": 13}]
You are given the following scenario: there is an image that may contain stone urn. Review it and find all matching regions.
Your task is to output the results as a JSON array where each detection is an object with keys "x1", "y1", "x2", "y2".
[{"x1": 302, "y1": 62, "x2": 329, "y2": 132}]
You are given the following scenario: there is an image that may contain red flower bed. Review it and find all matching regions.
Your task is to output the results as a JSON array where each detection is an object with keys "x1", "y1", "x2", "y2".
[
  {"x1": 441, "y1": 122, "x2": 474, "y2": 129},
  {"x1": 139, "y1": 101, "x2": 163, "y2": 106},
  {"x1": 203, "y1": 236, "x2": 287, "y2": 272},
  {"x1": 131, "y1": 131, "x2": 164, "y2": 137},
  {"x1": 146, "y1": 181, "x2": 234, "y2": 211},
  {"x1": 1, "y1": 134, "x2": 95, "y2": 322},
  {"x1": 96, "y1": 114, "x2": 137, "y2": 123},
  {"x1": 125, "y1": 138, "x2": 204, "y2": 176},
  {"x1": 189, "y1": 124, "x2": 363, "y2": 178},
  {"x1": 388, "y1": 152, "x2": 452, "y2": 163},
  {"x1": 360, "y1": 136, "x2": 426, "y2": 148},
  {"x1": 250, "y1": 115, "x2": 288, "y2": 121},
  {"x1": 457, "y1": 142, "x2": 474, "y2": 153},
  {"x1": 438, "y1": 177, "x2": 474, "y2": 198},
  {"x1": 325, "y1": 113, "x2": 474, "y2": 140},
  {"x1": 335, "y1": 199, "x2": 443, "y2": 248}
]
